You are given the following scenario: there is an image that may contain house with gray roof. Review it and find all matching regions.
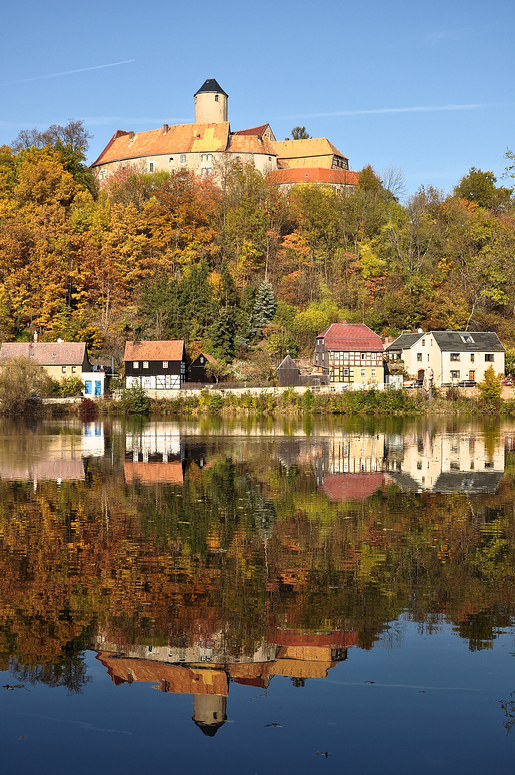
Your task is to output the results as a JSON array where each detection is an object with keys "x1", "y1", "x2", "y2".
[{"x1": 385, "y1": 330, "x2": 505, "y2": 386}]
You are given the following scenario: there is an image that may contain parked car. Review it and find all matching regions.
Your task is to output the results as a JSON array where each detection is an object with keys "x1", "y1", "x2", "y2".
[
  {"x1": 456, "y1": 380, "x2": 477, "y2": 387},
  {"x1": 502, "y1": 377, "x2": 514, "y2": 386},
  {"x1": 405, "y1": 379, "x2": 423, "y2": 388}
]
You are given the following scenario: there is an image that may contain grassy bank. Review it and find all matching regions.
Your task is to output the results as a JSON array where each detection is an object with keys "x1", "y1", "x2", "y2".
[{"x1": 55, "y1": 386, "x2": 515, "y2": 418}]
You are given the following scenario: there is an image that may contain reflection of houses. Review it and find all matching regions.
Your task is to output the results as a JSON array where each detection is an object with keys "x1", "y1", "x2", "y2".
[
  {"x1": 95, "y1": 627, "x2": 356, "y2": 736},
  {"x1": 312, "y1": 433, "x2": 385, "y2": 500},
  {"x1": 124, "y1": 424, "x2": 213, "y2": 484},
  {"x1": 0, "y1": 340, "x2": 105, "y2": 395},
  {"x1": 0, "y1": 422, "x2": 105, "y2": 483},
  {"x1": 385, "y1": 330, "x2": 505, "y2": 386},
  {"x1": 385, "y1": 429, "x2": 505, "y2": 493}
]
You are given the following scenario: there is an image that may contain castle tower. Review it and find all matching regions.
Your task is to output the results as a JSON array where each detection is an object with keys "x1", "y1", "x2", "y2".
[
  {"x1": 194, "y1": 79, "x2": 228, "y2": 124},
  {"x1": 192, "y1": 693, "x2": 227, "y2": 736}
]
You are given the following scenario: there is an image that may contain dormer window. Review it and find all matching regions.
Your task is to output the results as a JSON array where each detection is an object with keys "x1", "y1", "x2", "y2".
[{"x1": 461, "y1": 334, "x2": 474, "y2": 344}]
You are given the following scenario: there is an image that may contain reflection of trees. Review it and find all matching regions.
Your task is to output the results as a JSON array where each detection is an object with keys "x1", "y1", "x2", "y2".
[{"x1": 1, "y1": 433, "x2": 515, "y2": 686}]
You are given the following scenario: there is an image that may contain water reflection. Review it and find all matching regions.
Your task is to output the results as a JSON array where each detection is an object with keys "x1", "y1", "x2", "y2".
[{"x1": 1, "y1": 416, "x2": 515, "y2": 706}]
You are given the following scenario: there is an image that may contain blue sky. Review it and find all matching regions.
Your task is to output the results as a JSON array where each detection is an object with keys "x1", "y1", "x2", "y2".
[{"x1": 1, "y1": 0, "x2": 513, "y2": 197}]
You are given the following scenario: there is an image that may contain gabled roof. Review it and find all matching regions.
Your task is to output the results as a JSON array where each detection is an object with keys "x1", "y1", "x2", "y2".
[
  {"x1": 317, "y1": 323, "x2": 383, "y2": 352},
  {"x1": 91, "y1": 122, "x2": 230, "y2": 167},
  {"x1": 0, "y1": 341, "x2": 87, "y2": 366},
  {"x1": 232, "y1": 124, "x2": 270, "y2": 136},
  {"x1": 385, "y1": 330, "x2": 505, "y2": 353},
  {"x1": 273, "y1": 137, "x2": 347, "y2": 161},
  {"x1": 124, "y1": 340, "x2": 185, "y2": 361},
  {"x1": 194, "y1": 78, "x2": 228, "y2": 97},
  {"x1": 269, "y1": 168, "x2": 358, "y2": 186},
  {"x1": 432, "y1": 330, "x2": 505, "y2": 352},
  {"x1": 278, "y1": 354, "x2": 299, "y2": 371},
  {"x1": 385, "y1": 333, "x2": 423, "y2": 351}
]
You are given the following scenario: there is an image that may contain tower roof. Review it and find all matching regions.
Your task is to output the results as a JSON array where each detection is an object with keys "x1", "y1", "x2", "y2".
[{"x1": 195, "y1": 78, "x2": 228, "y2": 97}]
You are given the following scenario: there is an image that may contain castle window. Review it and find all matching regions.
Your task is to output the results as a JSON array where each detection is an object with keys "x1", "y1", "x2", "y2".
[
  {"x1": 169, "y1": 157, "x2": 173, "y2": 163},
  {"x1": 215, "y1": 95, "x2": 219, "y2": 102},
  {"x1": 149, "y1": 162, "x2": 154, "y2": 173},
  {"x1": 99, "y1": 170, "x2": 105, "y2": 180},
  {"x1": 180, "y1": 154, "x2": 186, "y2": 164}
]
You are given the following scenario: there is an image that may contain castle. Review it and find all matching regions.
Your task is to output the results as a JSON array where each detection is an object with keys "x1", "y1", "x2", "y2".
[{"x1": 91, "y1": 79, "x2": 358, "y2": 191}]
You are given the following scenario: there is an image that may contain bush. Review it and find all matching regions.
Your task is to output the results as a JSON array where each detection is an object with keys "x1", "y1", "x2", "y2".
[
  {"x1": 0, "y1": 357, "x2": 54, "y2": 415},
  {"x1": 79, "y1": 397, "x2": 97, "y2": 417},
  {"x1": 58, "y1": 375, "x2": 85, "y2": 396},
  {"x1": 120, "y1": 384, "x2": 150, "y2": 414}
]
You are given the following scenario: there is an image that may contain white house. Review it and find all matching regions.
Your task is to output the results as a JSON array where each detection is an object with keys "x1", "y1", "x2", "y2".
[{"x1": 385, "y1": 330, "x2": 505, "y2": 386}]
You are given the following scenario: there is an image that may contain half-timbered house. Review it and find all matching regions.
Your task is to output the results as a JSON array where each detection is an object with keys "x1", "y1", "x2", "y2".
[{"x1": 124, "y1": 340, "x2": 186, "y2": 391}]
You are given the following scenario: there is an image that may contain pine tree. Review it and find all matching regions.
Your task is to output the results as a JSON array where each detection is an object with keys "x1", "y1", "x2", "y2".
[{"x1": 253, "y1": 278, "x2": 276, "y2": 335}]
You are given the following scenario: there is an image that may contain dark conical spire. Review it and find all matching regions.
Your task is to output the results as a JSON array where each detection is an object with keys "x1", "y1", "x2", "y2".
[{"x1": 195, "y1": 78, "x2": 228, "y2": 97}]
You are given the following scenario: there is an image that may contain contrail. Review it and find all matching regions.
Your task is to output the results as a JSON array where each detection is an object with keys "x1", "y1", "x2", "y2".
[
  {"x1": 284, "y1": 103, "x2": 487, "y2": 119},
  {"x1": 7, "y1": 60, "x2": 135, "y2": 85}
]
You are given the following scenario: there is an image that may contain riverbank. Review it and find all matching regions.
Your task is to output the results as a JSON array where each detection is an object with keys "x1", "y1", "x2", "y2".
[{"x1": 42, "y1": 383, "x2": 515, "y2": 417}]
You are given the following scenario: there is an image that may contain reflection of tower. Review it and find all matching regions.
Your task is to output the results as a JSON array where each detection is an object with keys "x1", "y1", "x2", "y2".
[{"x1": 192, "y1": 694, "x2": 227, "y2": 737}]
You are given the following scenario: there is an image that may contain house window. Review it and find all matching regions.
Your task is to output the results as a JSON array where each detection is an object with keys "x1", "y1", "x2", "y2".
[
  {"x1": 163, "y1": 361, "x2": 168, "y2": 368},
  {"x1": 361, "y1": 353, "x2": 366, "y2": 360},
  {"x1": 470, "y1": 354, "x2": 475, "y2": 362},
  {"x1": 62, "y1": 366, "x2": 66, "y2": 373},
  {"x1": 201, "y1": 167, "x2": 212, "y2": 175},
  {"x1": 343, "y1": 368, "x2": 349, "y2": 376},
  {"x1": 143, "y1": 361, "x2": 149, "y2": 368},
  {"x1": 450, "y1": 353, "x2": 460, "y2": 361},
  {"x1": 451, "y1": 370, "x2": 460, "y2": 379},
  {"x1": 361, "y1": 369, "x2": 366, "y2": 377},
  {"x1": 417, "y1": 353, "x2": 422, "y2": 361},
  {"x1": 485, "y1": 354, "x2": 494, "y2": 362},
  {"x1": 371, "y1": 369, "x2": 376, "y2": 377},
  {"x1": 149, "y1": 162, "x2": 154, "y2": 173},
  {"x1": 72, "y1": 366, "x2": 76, "y2": 373},
  {"x1": 200, "y1": 356, "x2": 204, "y2": 364},
  {"x1": 422, "y1": 339, "x2": 425, "y2": 346},
  {"x1": 133, "y1": 361, "x2": 139, "y2": 368},
  {"x1": 180, "y1": 154, "x2": 186, "y2": 163}
]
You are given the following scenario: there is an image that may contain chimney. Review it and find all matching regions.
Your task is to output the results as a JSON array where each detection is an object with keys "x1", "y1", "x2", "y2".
[
  {"x1": 129, "y1": 131, "x2": 135, "y2": 140},
  {"x1": 163, "y1": 124, "x2": 169, "y2": 134}
]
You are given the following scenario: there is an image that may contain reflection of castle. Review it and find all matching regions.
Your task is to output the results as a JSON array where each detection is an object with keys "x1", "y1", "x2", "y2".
[
  {"x1": 384, "y1": 429, "x2": 505, "y2": 493},
  {"x1": 94, "y1": 628, "x2": 356, "y2": 736}
]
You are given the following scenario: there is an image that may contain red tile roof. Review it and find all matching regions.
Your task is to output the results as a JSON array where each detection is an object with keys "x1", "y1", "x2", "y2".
[
  {"x1": 227, "y1": 133, "x2": 276, "y2": 156},
  {"x1": 232, "y1": 124, "x2": 270, "y2": 136},
  {"x1": 124, "y1": 461, "x2": 184, "y2": 485},
  {"x1": 0, "y1": 341, "x2": 87, "y2": 366},
  {"x1": 124, "y1": 340, "x2": 185, "y2": 361},
  {"x1": 317, "y1": 323, "x2": 383, "y2": 352},
  {"x1": 91, "y1": 123, "x2": 230, "y2": 167},
  {"x1": 268, "y1": 168, "x2": 358, "y2": 186}
]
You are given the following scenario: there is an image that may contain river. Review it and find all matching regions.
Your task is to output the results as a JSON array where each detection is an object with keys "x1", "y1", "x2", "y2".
[{"x1": 1, "y1": 415, "x2": 514, "y2": 773}]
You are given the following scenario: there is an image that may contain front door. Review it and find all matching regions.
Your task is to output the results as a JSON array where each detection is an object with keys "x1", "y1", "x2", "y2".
[{"x1": 469, "y1": 370, "x2": 475, "y2": 381}]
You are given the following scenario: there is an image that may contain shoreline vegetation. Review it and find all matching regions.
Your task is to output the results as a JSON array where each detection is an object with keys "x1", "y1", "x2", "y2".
[{"x1": 39, "y1": 383, "x2": 515, "y2": 417}]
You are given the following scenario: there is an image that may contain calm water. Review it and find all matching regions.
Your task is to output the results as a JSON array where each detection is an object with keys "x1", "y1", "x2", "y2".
[{"x1": 1, "y1": 415, "x2": 515, "y2": 774}]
